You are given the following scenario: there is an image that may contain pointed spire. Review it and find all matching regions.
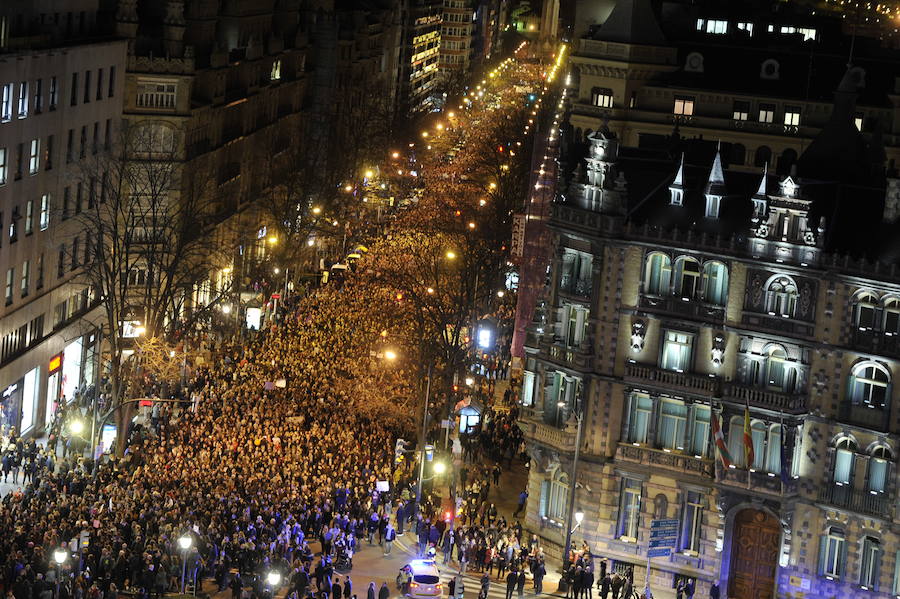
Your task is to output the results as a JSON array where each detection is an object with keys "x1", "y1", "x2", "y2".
[
  {"x1": 705, "y1": 144, "x2": 726, "y2": 195},
  {"x1": 672, "y1": 153, "x2": 685, "y2": 187},
  {"x1": 753, "y1": 162, "x2": 768, "y2": 199},
  {"x1": 669, "y1": 153, "x2": 685, "y2": 206}
]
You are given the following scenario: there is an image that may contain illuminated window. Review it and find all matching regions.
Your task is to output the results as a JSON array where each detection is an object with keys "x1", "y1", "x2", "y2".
[
  {"x1": 867, "y1": 446, "x2": 890, "y2": 494},
  {"x1": 883, "y1": 298, "x2": 900, "y2": 334},
  {"x1": 644, "y1": 252, "x2": 671, "y2": 295},
  {"x1": 737, "y1": 22, "x2": 753, "y2": 35},
  {"x1": 657, "y1": 398, "x2": 687, "y2": 451},
  {"x1": 270, "y1": 59, "x2": 282, "y2": 81},
  {"x1": 820, "y1": 527, "x2": 845, "y2": 578},
  {"x1": 705, "y1": 19, "x2": 727, "y2": 34},
  {"x1": 661, "y1": 330, "x2": 692, "y2": 372},
  {"x1": 680, "y1": 490, "x2": 704, "y2": 554},
  {"x1": 732, "y1": 100, "x2": 749, "y2": 121},
  {"x1": 673, "y1": 256, "x2": 700, "y2": 299},
  {"x1": 833, "y1": 438, "x2": 856, "y2": 485},
  {"x1": 540, "y1": 469, "x2": 569, "y2": 521},
  {"x1": 784, "y1": 105, "x2": 801, "y2": 126},
  {"x1": 759, "y1": 103, "x2": 775, "y2": 123},
  {"x1": 702, "y1": 261, "x2": 728, "y2": 306},
  {"x1": 765, "y1": 275, "x2": 797, "y2": 317},
  {"x1": 618, "y1": 478, "x2": 642, "y2": 541},
  {"x1": 591, "y1": 87, "x2": 613, "y2": 108},
  {"x1": 673, "y1": 96, "x2": 694, "y2": 116},
  {"x1": 860, "y1": 537, "x2": 881, "y2": 589},
  {"x1": 626, "y1": 393, "x2": 651, "y2": 444},
  {"x1": 847, "y1": 362, "x2": 890, "y2": 409},
  {"x1": 855, "y1": 292, "x2": 878, "y2": 330}
]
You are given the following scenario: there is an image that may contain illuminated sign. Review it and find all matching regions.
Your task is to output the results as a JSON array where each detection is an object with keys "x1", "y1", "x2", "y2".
[
  {"x1": 2, "y1": 383, "x2": 17, "y2": 398},
  {"x1": 49, "y1": 354, "x2": 62, "y2": 373}
]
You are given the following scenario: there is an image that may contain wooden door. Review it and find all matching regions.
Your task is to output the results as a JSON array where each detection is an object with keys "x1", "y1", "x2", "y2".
[{"x1": 728, "y1": 509, "x2": 780, "y2": 599}]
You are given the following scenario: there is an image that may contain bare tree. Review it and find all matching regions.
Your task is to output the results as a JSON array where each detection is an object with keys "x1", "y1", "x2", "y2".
[{"x1": 68, "y1": 121, "x2": 234, "y2": 452}]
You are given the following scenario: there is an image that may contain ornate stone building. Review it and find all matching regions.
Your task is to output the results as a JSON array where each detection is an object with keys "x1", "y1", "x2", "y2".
[{"x1": 520, "y1": 39, "x2": 900, "y2": 599}]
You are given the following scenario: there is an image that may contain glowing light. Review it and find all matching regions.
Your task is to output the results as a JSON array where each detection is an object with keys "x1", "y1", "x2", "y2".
[
  {"x1": 384, "y1": 350, "x2": 398, "y2": 361},
  {"x1": 178, "y1": 536, "x2": 192, "y2": 550},
  {"x1": 344, "y1": 185, "x2": 353, "y2": 192},
  {"x1": 364, "y1": 170, "x2": 374, "y2": 179},
  {"x1": 222, "y1": 305, "x2": 232, "y2": 314},
  {"x1": 445, "y1": 251, "x2": 457, "y2": 260},
  {"x1": 70, "y1": 420, "x2": 84, "y2": 435}
]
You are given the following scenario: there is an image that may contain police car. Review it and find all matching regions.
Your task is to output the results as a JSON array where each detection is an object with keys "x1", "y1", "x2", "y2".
[{"x1": 397, "y1": 559, "x2": 442, "y2": 598}]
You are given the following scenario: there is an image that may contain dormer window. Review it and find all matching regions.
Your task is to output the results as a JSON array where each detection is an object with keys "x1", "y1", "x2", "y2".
[
  {"x1": 732, "y1": 100, "x2": 749, "y2": 121},
  {"x1": 780, "y1": 177, "x2": 797, "y2": 197},
  {"x1": 758, "y1": 103, "x2": 775, "y2": 123},
  {"x1": 704, "y1": 19, "x2": 727, "y2": 34},
  {"x1": 670, "y1": 188, "x2": 683, "y2": 206},
  {"x1": 591, "y1": 87, "x2": 613, "y2": 108},
  {"x1": 736, "y1": 22, "x2": 753, "y2": 36},
  {"x1": 673, "y1": 96, "x2": 694, "y2": 116},
  {"x1": 784, "y1": 106, "x2": 801, "y2": 127},
  {"x1": 705, "y1": 194, "x2": 721, "y2": 219}
]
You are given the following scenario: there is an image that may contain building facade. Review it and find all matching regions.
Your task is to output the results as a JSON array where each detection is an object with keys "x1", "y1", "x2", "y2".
[
  {"x1": 0, "y1": 0, "x2": 126, "y2": 437},
  {"x1": 439, "y1": 0, "x2": 473, "y2": 77},
  {"x1": 397, "y1": 0, "x2": 442, "y2": 113},
  {"x1": 520, "y1": 10, "x2": 900, "y2": 598}
]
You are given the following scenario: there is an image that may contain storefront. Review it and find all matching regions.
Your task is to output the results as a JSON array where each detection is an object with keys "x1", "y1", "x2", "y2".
[
  {"x1": 0, "y1": 366, "x2": 40, "y2": 436},
  {"x1": 46, "y1": 353, "x2": 62, "y2": 427},
  {"x1": 61, "y1": 337, "x2": 83, "y2": 403}
]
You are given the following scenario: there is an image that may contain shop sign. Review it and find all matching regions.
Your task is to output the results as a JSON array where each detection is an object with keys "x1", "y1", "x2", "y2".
[{"x1": 49, "y1": 354, "x2": 62, "y2": 373}]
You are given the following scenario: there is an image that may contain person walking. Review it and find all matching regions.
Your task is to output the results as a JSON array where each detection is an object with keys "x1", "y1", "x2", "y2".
[
  {"x1": 367, "y1": 582, "x2": 376, "y2": 599},
  {"x1": 516, "y1": 569, "x2": 525, "y2": 598},
  {"x1": 378, "y1": 582, "x2": 389, "y2": 599},
  {"x1": 384, "y1": 524, "x2": 396, "y2": 557},
  {"x1": 598, "y1": 575, "x2": 610, "y2": 599},
  {"x1": 610, "y1": 573, "x2": 622, "y2": 599},
  {"x1": 343, "y1": 577, "x2": 352, "y2": 599},
  {"x1": 512, "y1": 491, "x2": 527, "y2": 518},
  {"x1": 533, "y1": 560, "x2": 545, "y2": 595}
]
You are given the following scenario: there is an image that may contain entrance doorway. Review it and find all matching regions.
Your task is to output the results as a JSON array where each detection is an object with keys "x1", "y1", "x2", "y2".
[{"x1": 728, "y1": 509, "x2": 779, "y2": 599}]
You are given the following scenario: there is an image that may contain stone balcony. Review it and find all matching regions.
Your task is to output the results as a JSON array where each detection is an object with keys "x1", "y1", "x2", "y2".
[
  {"x1": 638, "y1": 294, "x2": 725, "y2": 325},
  {"x1": 818, "y1": 484, "x2": 892, "y2": 520},
  {"x1": 740, "y1": 312, "x2": 815, "y2": 339},
  {"x1": 519, "y1": 408, "x2": 577, "y2": 453},
  {"x1": 723, "y1": 382, "x2": 807, "y2": 413},
  {"x1": 558, "y1": 275, "x2": 592, "y2": 301},
  {"x1": 544, "y1": 341, "x2": 594, "y2": 372},
  {"x1": 624, "y1": 362, "x2": 720, "y2": 396},
  {"x1": 615, "y1": 443, "x2": 714, "y2": 478},
  {"x1": 719, "y1": 465, "x2": 798, "y2": 496}
]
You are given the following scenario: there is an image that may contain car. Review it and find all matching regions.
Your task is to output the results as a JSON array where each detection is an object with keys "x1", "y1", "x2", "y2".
[{"x1": 397, "y1": 559, "x2": 442, "y2": 598}]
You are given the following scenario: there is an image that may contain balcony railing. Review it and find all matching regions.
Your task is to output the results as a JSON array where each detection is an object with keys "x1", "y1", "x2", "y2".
[
  {"x1": 615, "y1": 443, "x2": 713, "y2": 478},
  {"x1": 720, "y1": 466, "x2": 797, "y2": 495},
  {"x1": 723, "y1": 382, "x2": 807, "y2": 413},
  {"x1": 740, "y1": 312, "x2": 815, "y2": 338},
  {"x1": 544, "y1": 341, "x2": 594, "y2": 372},
  {"x1": 559, "y1": 275, "x2": 591, "y2": 299},
  {"x1": 625, "y1": 362, "x2": 720, "y2": 395},
  {"x1": 818, "y1": 484, "x2": 892, "y2": 519},
  {"x1": 519, "y1": 410, "x2": 577, "y2": 452},
  {"x1": 850, "y1": 329, "x2": 900, "y2": 360},
  {"x1": 838, "y1": 402, "x2": 890, "y2": 432},
  {"x1": 638, "y1": 294, "x2": 725, "y2": 323}
]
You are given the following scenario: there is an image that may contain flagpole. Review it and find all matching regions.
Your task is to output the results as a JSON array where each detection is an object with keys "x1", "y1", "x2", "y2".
[
  {"x1": 745, "y1": 399, "x2": 752, "y2": 491},
  {"x1": 779, "y1": 410, "x2": 785, "y2": 495},
  {"x1": 711, "y1": 402, "x2": 718, "y2": 483}
]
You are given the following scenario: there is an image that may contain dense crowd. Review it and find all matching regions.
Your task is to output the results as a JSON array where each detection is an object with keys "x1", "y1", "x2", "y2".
[{"x1": 0, "y1": 282, "x2": 421, "y2": 599}]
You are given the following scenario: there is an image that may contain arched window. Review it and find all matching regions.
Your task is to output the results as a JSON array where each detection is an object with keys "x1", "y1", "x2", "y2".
[
  {"x1": 673, "y1": 256, "x2": 701, "y2": 299},
  {"x1": 860, "y1": 537, "x2": 882, "y2": 588},
  {"x1": 765, "y1": 275, "x2": 797, "y2": 317},
  {"x1": 867, "y1": 445, "x2": 891, "y2": 493},
  {"x1": 765, "y1": 424, "x2": 782, "y2": 474},
  {"x1": 764, "y1": 345, "x2": 796, "y2": 392},
  {"x1": 848, "y1": 362, "x2": 891, "y2": 409},
  {"x1": 882, "y1": 297, "x2": 900, "y2": 335},
  {"x1": 751, "y1": 420, "x2": 766, "y2": 470},
  {"x1": 702, "y1": 261, "x2": 729, "y2": 306},
  {"x1": 644, "y1": 252, "x2": 671, "y2": 296},
  {"x1": 833, "y1": 437, "x2": 857, "y2": 485},
  {"x1": 540, "y1": 469, "x2": 569, "y2": 521},
  {"x1": 754, "y1": 146, "x2": 772, "y2": 167},
  {"x1": 728, "y1": 415, "x2": 745, "y2": 467},
  {"x1": 854, "y1": 292, "x2": 879, "y2": 330}
]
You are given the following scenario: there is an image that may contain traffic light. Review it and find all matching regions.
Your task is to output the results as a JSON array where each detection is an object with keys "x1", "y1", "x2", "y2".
[{"x1": 395, "y1": 438, "x2": 408, "y2": 464}]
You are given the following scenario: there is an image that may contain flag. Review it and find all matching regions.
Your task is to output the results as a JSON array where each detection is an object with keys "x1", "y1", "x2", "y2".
[
  {"x1": 743, "y1": 405, "x2": 754, "y2": 468},
  {"x1": 780, "y1": 413, "x2": 790, "y2": 485},
  {"x1": 711, "y1": 410, "x2": 732, "y2": 468}
]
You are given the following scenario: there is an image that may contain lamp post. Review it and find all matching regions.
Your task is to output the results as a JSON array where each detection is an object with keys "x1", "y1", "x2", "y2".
[
  {"x1": 178, "y1": 534, "x2": 192, "y2": 594},
  {"x1": 415, "y1": 362, "x2": 433, "y2": 514},
  {"x1": 53, "y1": 549, "x2": 67, "y2": 599},
  {"x1": 266, "y1": 571, "x2": 282, "y2": 598},
  {"x1": 561, "y1": 397, "x2": 585, "y2": 568}
]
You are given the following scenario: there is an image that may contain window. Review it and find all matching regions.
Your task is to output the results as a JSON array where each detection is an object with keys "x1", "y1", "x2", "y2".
[
  {"x1": 680, "y1": 490, "x2": 703, "y2": 555},
  {"x1": 96, "y1": 68, "x2": 103, "y2": 100},
  {"x1": 728, "y1": 415, "x2": 745, "y2": 467},
  {"x1": 702, "y1": 261, "x2": 728, "y2": 306},
  {"x1": 540, "y1": 469, "x2": 569, "y2": 521},
  {"x1": 737, "y1": 22, "x2": 754, "y2": 35},
  {"x1": 92, "y1": 122, "x2": 99, "y2": 154},
  {"x1": 765, "y1": 424, "x2": 781, "y2": 474},
  {"x1": 860, "y1": 537, "x2": 881, "y2": 589},
  {"x1": 867, "y1": 446, "x2": 890, "y2": 494},
  {"x1": 36, "y1": 254, "x2": 43, "y2": 290},
  {"x1": 104, "y1": 119, "x2": 111, "y2": 149},
  {"x1": 591, "y1": 87, "x2": 613, "y2": 108},
  {"x1": 732, "y1": 100, "x2": 750, "y2": 121},
  {"x1": 765, "y1": 346, "x2": 796, "y2": 392},
  {"x1": 28, "y1": 139, "x2": 40, "y2": 174},
  {"x1": 14, "y1": 143, "x2": 22, "y2": 179},
  {"x1": 66, "y1": 129, "x2": 74, "y2": 163},
  {"x1": 57, "y1": 245, "x2": 65, "y2": 278},
  {"x1": 4, "y1": 268, "x2": 12, "y2": 304},
  {"x1": 765, "y1": 276, "x2": 797, "y2": 317},
  {"x1": 80, "y1": 125, "x2": 86, "y2": 158},
  {"x1": 883, "y1": 298, "x2": 900, "y2": 335},
  {"x1": 83, "y1": 70, "x2": 91, "y2": 104},
  {"x1": 20, "y1": 261, "x2": 28, "y2": 297},
  {"x1": 24, "y1": 200, "x2": 32, "y2": 235},
  {"x1": 833, "y1": 438, "x2": 857, "y2": 485},
  {"x1": 750, "y1": 421, "x2": 765, "y2": 470},
  {"x1": 627, "y1": 393, "x2": 652, "y2": 444},
  {"x1": 661, "y1": 331, "x2": 692, "y2": 372},
  {"x1": 109, "y1": 66, "x2": 116, "y2": 97},
  {"x1": 644, "y1": 252, "x2": 671, "y2": 295},
  {"x1": 658, "y1": 399, "x2": 688, "y2": 451},
  {"x1": 691, "y1": 406, "x2": 710, "y2": 457},
  {"x1": 820, "y1": 527, "x2": 845, "y2": 579},
  {"x1": 759, "y1": 103, "x2": 775, "y2": 123},
  {"x1": 71, "y1": 237, "x2": 79, "y2": 270},
  {"x1": 39, "y1": 194, "x2": 49, "y2": 230},
  {"x1": 0, "y1": 147, "x2": 6, "y2": 184},
  {"x1": 855, "y1": 114, "x2": 864, "y2": 131},
  {"x1": 784, "y1": 105, "x2": 801, "y2": 126},
  {"x1": 8, "y1": 206, "x2": 17, "y2": 243},
  {"x1": 49, "y1": 76, "x2": 58, "y2": 109},
  {"x1": 855, "y1": 293, "x2": 878, "y2": 330},
  {"x1": 673, "y1": 257, "x2": 701, "y2": 299},
  {"x1": 705, "y1": 19, "x2": 727, "y2": 34},
  {"x1": 696, "y1": 19, "x2": 705, "y2": 31},
  {"x1": 791, "y1": 424, "x2": 803, "y2": 478},
  {"x1": 136, "y1": 81, "x2": 177, "y2": 109},
  {"x1": 521, "y1": 370, "x2": 535, "y2": 407},
  {"x1": 618, "y1": 478, "x2": 642, "y2": 541},
  {"x1": 62, "y1": 187, "x2": 70, "y2": 219},
  {"x1": 563, "y1": 304, "x2": 589, "y2": 348},
  {"x1": 17, "y1": 81, "x2": 27, "y2": 118},
  {"x1": 70, "y1": 72, "x2": 78, "y2": 106},
  {"x1": 0, "y1": 83, "x2": 11, "y2": 121},
  {"x1": 44, "y1": 134, "x2": 53, "y2": 170},
  {"x1": 848, "y1": 362, "x2": 890, "y2": 409},
  {"x1": 270, "y1": 59, "x2": 282, "y2": 81},
  {"x1": 673, "y1": 96, "x2": 694, "y2": 116}
]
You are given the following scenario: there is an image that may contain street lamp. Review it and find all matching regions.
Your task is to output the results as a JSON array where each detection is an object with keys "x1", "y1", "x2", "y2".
[
  {"x1": 445, "y1": 251, "x2": 457, "y2": 260},
  {"x1": 135, "y1": 326, "x2": 146, "y2": 336},
  {"x1": 268, "y1": 235, "x2": 278, "y2": 245},
  {"x1": 433, "y1": 461, "x2": 447, "y2": 475},
  {"x1": 53, "y1": 549, "x2": 67, "y2": 599},
  {"x1": 561, "y1": 399, "x2": 585, "y2": 570},
  {"x1": 69, "y1": 419, "x2": 85, "y2": 436},
  {"x1": 221, "y1": 304, "x2": 232, "y2": 315},
  {"x1": 178, "y1": 535, "x2": 192, "y2": 594},
  {"x1": 384, "y1": 349, "x2": 398, "y2": 361},
  {"x1": 266, "y1": 572, "x2": 282, "y2": 588}
]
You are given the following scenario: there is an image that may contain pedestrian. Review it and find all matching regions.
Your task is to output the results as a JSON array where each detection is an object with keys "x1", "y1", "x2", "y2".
[
  {"x1": 367, "y1": 583, "x2": 376, "y2": 599},
  {"x1": 343, "y1": 578, "x2": 352, "y2": 599},
  {"x1": 516, "y1": 569, "x2": 525, "y2": 598},
  {"x1": 505, "y1": 570, "x2": 517, "y2": 599},
  {"x1": 378, "y1": 582, "x2": 389, "y2": 599},
  {"x1": 675, "y1": 580, "x2": 684, "y2": 599},
  {"x1": 709, "y1": 582, "x2": 719, "y2": 599},
  {"x1": 599, "y1": 575, "x2": 610, "y2": 599},
  {"x1": 455, "y1": 577, "x2": 465, "y2": 599},
  {"x1": 533, "y1": 560, "x2": 545, "y2": 594},
  {"x1": 384, "y1": 524, "x2": 396, "y2": 556},
  {"x1": 512, "y1": 490, "x2": 528, "y2": 518},
  {"x1": 620, "y1": 576, "x2": 631, "y2": 599},
  {"x1": 610, "y1": 574, "x2": 622, "y2": 599},
  {"x1": 582, "y1": 567, "x2": 593, "y2": 599},
  {"x1": 684, "y1": 579, "x2": 695, "y2": 599}
]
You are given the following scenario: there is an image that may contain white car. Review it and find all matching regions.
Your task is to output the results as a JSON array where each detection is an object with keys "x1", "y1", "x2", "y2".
[{"x1": 397, "y1": 559, "x2": 442, "y2": 598}]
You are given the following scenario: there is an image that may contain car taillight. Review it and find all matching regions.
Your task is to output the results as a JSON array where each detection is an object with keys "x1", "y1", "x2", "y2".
[{"x1": 410, "y1": 583, "x2": 419, "y2": 588}]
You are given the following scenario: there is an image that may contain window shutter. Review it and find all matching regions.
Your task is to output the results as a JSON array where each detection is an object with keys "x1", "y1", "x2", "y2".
[
  {"x1": 817, "y1": 535, "x2": 827, "y2": 576},
  {"x1": 874, "y1": 547, "x2": 883, "y2": 590},
  {"x1": 539, "y1": 481, "x2": 549, "y2": 517},
  {"x1": 839, "y1": 537, "x2": 849, "y2": 579}
]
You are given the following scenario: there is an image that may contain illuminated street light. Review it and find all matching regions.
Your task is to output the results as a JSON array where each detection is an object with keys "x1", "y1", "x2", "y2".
[
  {"x1": 53, "y1": 550, "x2": 67, "y2": 565},
  {"x1": 222, "y1": 305, "x2": 232, "y2": 314},
  {"x1": 178, "y1": 536, "x2": 192, "y2": 594},
  {"x1": 422, "y1": 131, "x2": 429, "y2": 138},
  {"x1": 344, "y1": 184, "x2": 353, "y2": 192},
  {"x1": 427, "y1": 287, "x2": 435, "y2": 294},
  {"x1": 445, "y1": 251, "x2": 457, "y2": 260},
  {"x1": 433, "y1": 462, "x2": 447, "y2": 474},
  {"x1": 268, "y1": 235, "x2": 278, "y2": 244},
  {"x1": 392, "y1": 151, "x2": 400, "y2": 159},
  {"x1": 364, "y1": 169, "x2": 375, "y2": 179},
  {"x1": 307, "y1": 238, "x2": 315, "y2": 246},
  {"x1": 312, "y1": 207, "x2": 322, "y2": 215},
  {"x1": 70, "y1": 420, "x2": 85, "y2": 435},
  {"x1": 267, "y1": 572, "x2": 282, "y2": 588},
  {"x1": 135, "y1": 326, "x2": 146, "y2": 336},
  {"x1": 497, "y1": 290, "x2": 505, "y2": 298},
  {"x1": 274, "y1": 268, "x2": 280, "y2": 275},
  {"x1": 465, "y1": 377, "x2": 474, "y2": 386},
  {"x1": 468, "y1": 222, "x2": 476, "y2": 230},
  {"x1": 575, "y1": 511, "x2": 585, "y2": 524},
  {"x1": 489, "y1": 182, "x2": 497, "y2": 190},
  {"x1": 384, "y1": 349, "x2": 398, "y2": 361}
]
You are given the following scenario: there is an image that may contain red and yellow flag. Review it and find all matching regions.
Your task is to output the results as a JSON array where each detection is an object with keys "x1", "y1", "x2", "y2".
[{"x1": 743, "y1": 405, "x2": 755, "y2": 468}]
